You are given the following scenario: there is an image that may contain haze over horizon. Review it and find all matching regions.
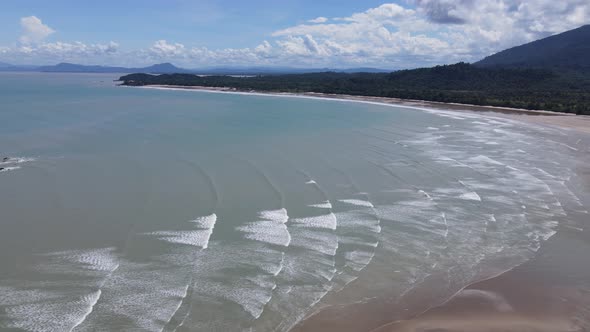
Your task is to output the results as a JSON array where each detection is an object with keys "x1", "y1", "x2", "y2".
[{"x1": 0, "y1": 1, "x2": 588, "y2": 69}]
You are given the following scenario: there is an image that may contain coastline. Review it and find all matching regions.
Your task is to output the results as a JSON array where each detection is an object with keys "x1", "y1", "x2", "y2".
[
  {"x1": 131, "y1": 84, "x2": 590, "y2": 135},
  {"x1": 129, "y1": 83, "x2": 590, "y2": 331}
]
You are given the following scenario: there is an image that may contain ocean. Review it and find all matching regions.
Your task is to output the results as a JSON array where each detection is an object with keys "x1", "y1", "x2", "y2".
[{"x1": 0, "y1": 72, "x2": 588, "y2": 331}]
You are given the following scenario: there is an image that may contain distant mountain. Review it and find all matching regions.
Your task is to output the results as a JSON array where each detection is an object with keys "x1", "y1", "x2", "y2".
[
  {"x1": 476, "y1": 25, "x2": 590, "y2": 69},
  {"x1": 38, "y1": 63, "x2": 129, "y2": 73},
  {"x1": 142, "y1": 63, "x2": 191, "y2": 73},
  {"x1": 0, "y1": 61, "x2": 391, "y2": 75},
  {"x1": 0, "y1": 62, "x2": 39, "y2": 71},
  {"x1": 37, "y1": 62, "x2": 192, "y2": 74}
]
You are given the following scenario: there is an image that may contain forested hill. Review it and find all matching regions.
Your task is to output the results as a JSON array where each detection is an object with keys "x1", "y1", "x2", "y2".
[
  {"x1": 476, "y1": 25, "x2": 590, "y2": 69},
  {"x1": 120, "y1": 63, "x2": 590, "y2": 115}
]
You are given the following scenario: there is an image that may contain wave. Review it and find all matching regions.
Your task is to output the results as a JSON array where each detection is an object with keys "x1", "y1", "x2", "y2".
[
  {"x1": 0, "y1": 157, "x2": 35, "y2": 165},
  {"x1": 144, "y1": 230, "x2": 214, "y2": 247},
  {"x1": 458, "y1": 191, "x2": 482, "y2": 201},
  {"x1": 289, "y1": 227, "x2": 339, "y2": 256},
  {"x1": 238, "y1": 221, "x2": 291, "y2": 247},
  {"x1": 0, "y1": 248, "x2": 120, "y2": 332},
  {"x1": 290, "y1": 213, "x2": 337, "y2": 230},
  {"x1": 3, "y1": 290, "x2": 102, "y2": 332},
  {"x1": 36, "y1": 247, "x2": 120, "y2": 274},
  {"x1": 190, "y1": 213, "x2": 217, "y2": 229},
  {"x1": 238, "y1": 209, "x2": 291, "y2": 247},
  {"x1": 0, "y1": 166, "x2": 21, "y2": 173},
  {"x1": 144, "y1": 213, "x2": 217, "y2": 249},
  {"x1": 338, "y1": 198, "x2": 375, "y2": 208},
  {"x1": 344, "y1": 250, "x2": 376, "y2": 272},
  {"x1": 308, "y1": 200, "x2": 333, "y2": 209}
]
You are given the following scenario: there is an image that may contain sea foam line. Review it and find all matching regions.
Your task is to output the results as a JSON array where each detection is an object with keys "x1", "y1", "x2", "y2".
[
  {"x1": 145, "y1": 213, "x2": 217, "y2": 249},
  {"x1": 290, "y1": 213, "x2": 337, "y2": 230},
  {"x1": 0, "y1": 166, "x2": 20, "y2": 173},
  {"x1": 237, "y1": 209, "x2": 291, "y2": 247}
]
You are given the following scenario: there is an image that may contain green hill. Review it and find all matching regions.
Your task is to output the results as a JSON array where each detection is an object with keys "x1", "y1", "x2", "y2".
[{"x1": 476, "y1": 25, "x2": 590, "y2": 69}]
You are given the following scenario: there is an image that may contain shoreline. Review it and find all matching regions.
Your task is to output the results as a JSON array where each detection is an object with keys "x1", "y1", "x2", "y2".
[
  {"x1": 129, "y1": 84, "x2": 590, "y2": 135},
  {"x1": 129, "y1": 83, "x2": 590, "y2": 331}
]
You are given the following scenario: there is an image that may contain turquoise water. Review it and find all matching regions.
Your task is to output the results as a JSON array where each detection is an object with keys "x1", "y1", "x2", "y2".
[{"x1": 0, "y1": 72, "x2": 588, "y2": 331}]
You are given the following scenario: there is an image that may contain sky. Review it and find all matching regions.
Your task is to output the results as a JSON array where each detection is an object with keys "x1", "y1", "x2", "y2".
[{"x1": 0, "y1": 0, "x2": 588, "y2": 69}]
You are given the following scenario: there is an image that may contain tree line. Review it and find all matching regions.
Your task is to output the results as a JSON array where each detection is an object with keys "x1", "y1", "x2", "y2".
[{"x1": 120, "y1": 63, "x2": 590, "y2": 115}]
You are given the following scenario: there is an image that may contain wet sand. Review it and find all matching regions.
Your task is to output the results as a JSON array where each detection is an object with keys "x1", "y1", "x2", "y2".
[{"x1": 291, "y1": 226, "x2": 590, "y2": 332}]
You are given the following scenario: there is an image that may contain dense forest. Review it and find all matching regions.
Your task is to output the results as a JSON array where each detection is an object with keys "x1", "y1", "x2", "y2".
[
  {"x1": 476, "y1": 25, "x2": 590, "y2": 69},
  {"x1": 120, "y1": 63, "x2": 590, "y2": 115}
]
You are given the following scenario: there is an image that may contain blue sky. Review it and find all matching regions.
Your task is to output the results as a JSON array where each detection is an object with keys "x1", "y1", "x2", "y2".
[
  {"x1": 0, "y1": 0, "x2": 391, "y2": 49},
  {"x1": 0, "y1": 1, "x2": 588, "y2": 68}
]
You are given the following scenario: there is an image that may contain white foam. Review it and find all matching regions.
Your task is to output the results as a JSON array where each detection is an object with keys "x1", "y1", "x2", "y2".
[
  {"x1": 280, "y1": 251, "x2": 336, "y2": 283},
  {"x1": 185, "y1": 244, "x2": 286, "y2": 325},
  {"x1": 0, "y1": 157, "x2": 35, "y2": 165},
  {"x1": 0, "y1": 247, "x2": 123, "y2": 331},
  {"x1": 145, "y1": 230, "x2": 214, "y2": 248},
  {"x1": 338, "y1": 236, "x2": 379, "y2": 248},
  {"x1": 336, "y1": 211, "x2": 381, "y2": 233},
  {"x1": 309, "y1": 200, "x2": 333, "y2": 209},
  {"x1": 305, "y1": 180, "x2": 317, "y2": 185},
  {"x1": 338, "y1": 199, "x2": 374, "y2": 208},
  {"x1": 0, "y1": 286, "x2": 62, "y2": 306},
  {"x1": 290, "y1": 213, "x2": 337, "y2": 230},
  {"x1": 189, "y1": 213, "x2": 217, "y2": 229},
  {"x1": 3, "y1": 290, "x2": 102, "y2": 332},
  {"x1": 239, "y1": 220, "x2": 291, "y2": 247},
  {"x1": 0, "y1": 166, "x2": 20, "y2": 173},
  {"x1": 197, "y1": 277, "x2": 275, "y2": 319},
  {"x1": 459, "y1": 192, "x2": 482, "y2": 201},
  {"x1": 289, "y1": 229, "x2": 339, "y2": 256},
  {"x1": 78, "y1": 264, "x2": 197, "y2": 332},
  {"x1": 427, "y1": 127, "x2": 439, "y2": 130},
  {"x1": 37, "y1": 247, "x2": 120, "y2": 274},
  {"x1": 259, "y1": 208, "x2": 289, "y2": 224},
  {"x1": 70, "y1": 290, "x2": 102, "y2": 331},
  {"x1": 238, "y1": 209, "x2": 291, "y2": 246},
  {"x1": 147, "y1": 214, "x2": 217, "y2": 249},
  {"x1": 344, "y1": 250, "x2": 376, "y2": 271},
  {"x1": 418, "y1": 190, "x2": 433, "y2": 200}
]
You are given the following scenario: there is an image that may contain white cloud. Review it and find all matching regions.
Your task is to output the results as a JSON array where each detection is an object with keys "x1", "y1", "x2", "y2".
[
  {"x1": 149, "y1": 40, "x2": 186, "y2": 57},
  {"x1": 2, "y1": 2, "x2": 590, "y2": 68},
  {"x1": 254, "y1": 41, "x2": 273, "y2": 56},
  {"x1": 308, "y1": 17, "x2": 328, "y2": 24},
  {"x1": 1, "y1": 41, "x2": 120, "y2": 65},
  {"x1": 19, "y1": 16, "x2": 55, "y2": 44},
  {"x1": 342, "y1": 3, "x2": 416, "y2": 22},
  {"x1": 267, "y1": 1, "x2": 590, "y2": 67}
]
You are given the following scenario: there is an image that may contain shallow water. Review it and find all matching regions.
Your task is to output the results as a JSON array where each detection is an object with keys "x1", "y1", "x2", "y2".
[{"x1": 0, "y1": 72, "x2": 588, "y2": 331}]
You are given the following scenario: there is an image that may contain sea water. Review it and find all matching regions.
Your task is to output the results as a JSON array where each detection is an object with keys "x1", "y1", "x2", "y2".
[{"x1": 0, "y1": 72, "x2": 588, "y2": 331}]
